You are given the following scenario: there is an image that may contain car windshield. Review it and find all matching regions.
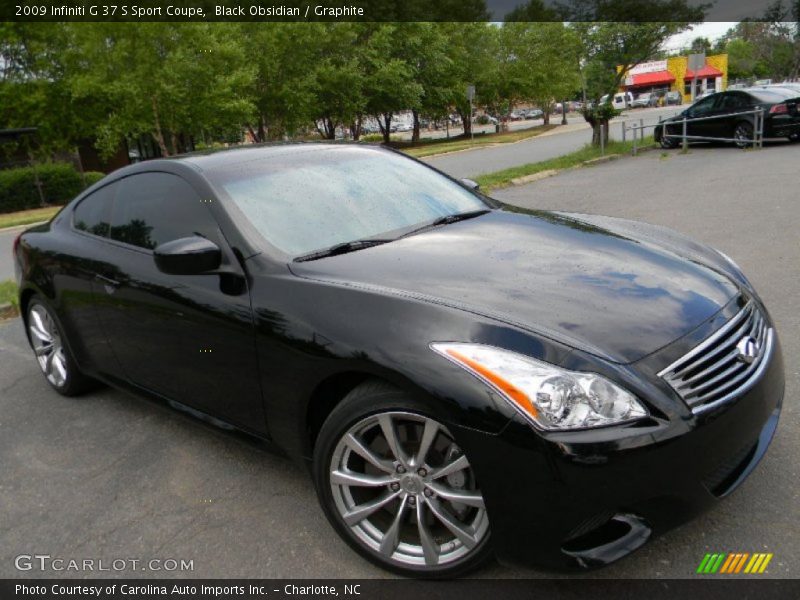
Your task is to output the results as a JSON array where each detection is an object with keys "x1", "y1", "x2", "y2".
[{"x1": 208, "y1": 147, "x2": 488, "y2": 258}]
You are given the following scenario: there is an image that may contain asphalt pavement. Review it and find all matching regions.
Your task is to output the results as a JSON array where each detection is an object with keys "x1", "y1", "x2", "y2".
[
  {"x1": 1, "y1": 136, "x2": 797, "y2": 580},
  {"x1": 424, "y1": 106, "x2": 682, "y2": 179}
]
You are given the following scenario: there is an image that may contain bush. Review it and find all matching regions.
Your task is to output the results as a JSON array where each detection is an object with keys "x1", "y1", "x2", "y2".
[
  {"x1": 0, "y1": 163, "x2": 92, "y2": 214},
  {"x1": 83, "y1": 171, "x2": 106, "y2": 187},
  {"x1": 360, "y1": 133, "x2": 384, "y2": 142}
]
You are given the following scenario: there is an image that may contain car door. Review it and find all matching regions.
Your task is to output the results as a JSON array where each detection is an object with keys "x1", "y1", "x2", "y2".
[
  {"x1": 717, "y1": 92, "x2": 755, "y2": 140},
  {"x1": 684, "y1": 94, "x2": 724, "y2": 139},
  {"x1": 59, "y1": 182, "x2": 125, "y2": 378},
  {"x1": 91, "y1": 171, "x2": 266, "y2": 433}
]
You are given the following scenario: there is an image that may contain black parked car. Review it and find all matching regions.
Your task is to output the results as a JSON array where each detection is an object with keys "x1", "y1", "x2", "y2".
[
  {"x1": 13, "y1": 144, "x2": 784, "y2": 577},
  {"x1": 655, "y1": 88, "x2": 800, "y2": 148}
]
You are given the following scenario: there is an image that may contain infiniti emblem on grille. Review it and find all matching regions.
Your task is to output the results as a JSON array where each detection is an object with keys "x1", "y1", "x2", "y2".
[{"x1": 736, "y1": 336, "x2": 759, "y2": 364}]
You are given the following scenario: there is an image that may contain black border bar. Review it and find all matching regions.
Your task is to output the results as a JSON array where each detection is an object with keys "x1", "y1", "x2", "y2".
[
  {"x1": 3, "y1": 0, "x2": 796, "y2": 22},
  {"x1": 4, "y1": 579, "x2": 800, "y2": 600}
]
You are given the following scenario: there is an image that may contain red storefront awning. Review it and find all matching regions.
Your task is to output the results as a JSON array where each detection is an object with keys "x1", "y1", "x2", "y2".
[
  {"x1": 684, "y1": 65, "x2": 723, "y2": 80},
  {"x1": 630, "y1": 71, "x2": 676, "y2": 86}
]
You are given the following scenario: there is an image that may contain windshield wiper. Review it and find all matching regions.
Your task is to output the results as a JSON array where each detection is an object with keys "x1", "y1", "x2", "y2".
[
  {"x1": 397, "y1": 209, "x2": 491, "y2": 240},
  {"x1": 294, "y1": 238, "x2": 392, "y2": 262}
]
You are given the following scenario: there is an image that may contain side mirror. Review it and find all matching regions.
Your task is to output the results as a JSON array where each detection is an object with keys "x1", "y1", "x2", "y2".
[
  {"x1": 461, "y1": 178, "x2": 480, "y2": 191},
  {"x1": 154, "y1": 236, "x2": 222, "y2": 275}
]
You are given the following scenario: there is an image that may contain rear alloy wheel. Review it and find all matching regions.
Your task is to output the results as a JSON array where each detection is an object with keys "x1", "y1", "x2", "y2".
[
  {"x1": 734, "y1": 122, "x2": 754, "y2": 149},
  {"x1": 27, "y1": 299, "x2": 95, "y2": 396},
  {"x1": 314, "y1": 383, "x2": 491, "y2": 577}
]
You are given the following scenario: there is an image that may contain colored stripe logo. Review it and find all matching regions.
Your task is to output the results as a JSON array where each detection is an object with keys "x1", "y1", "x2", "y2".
[{"x1": 696, "y1": 552, "x2": 773, "y2": 574}]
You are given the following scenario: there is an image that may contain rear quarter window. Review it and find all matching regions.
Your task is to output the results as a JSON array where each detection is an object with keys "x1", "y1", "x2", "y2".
[{"x1": 72, "y1": 184, "x2": 115, "y2": 237}]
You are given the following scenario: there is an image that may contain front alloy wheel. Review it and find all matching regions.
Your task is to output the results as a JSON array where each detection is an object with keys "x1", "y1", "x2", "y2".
[{"x1": 314, "y1": 383, "x2": 491, "y2": 577}]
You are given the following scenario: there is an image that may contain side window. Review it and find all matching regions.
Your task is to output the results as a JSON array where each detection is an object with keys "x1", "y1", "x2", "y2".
[
  {"x1": 110, "y1": 173, "x2": 217, "y2": 250},
  {"x1": 690, "y1": 96, "x2": 718, "y2": 116},
  {"x1": 721, "y1": 93, "x2": 749, "y2": 111},
  {"x1": 73, "y1": 184, "x2": 115, "y2": 237}
]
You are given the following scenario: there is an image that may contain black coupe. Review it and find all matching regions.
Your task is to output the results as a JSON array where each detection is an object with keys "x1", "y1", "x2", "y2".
[
  {"x1": 13, "y1": 144, "x2": 784, "y2": 577},
  {"x1": 655, "y1": 87, "x2": 800, "y2": 148}
]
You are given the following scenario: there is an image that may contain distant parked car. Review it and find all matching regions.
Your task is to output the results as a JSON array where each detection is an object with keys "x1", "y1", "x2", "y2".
[
  {"x1": 524, "y1": 108, "x2": 543, "y2": 119},
  {"x1": 655, "y1": 87, "x2": 800, "y2": 149},
  {"x1": 508, "y1": 111, "x2": 524, "y2": 121},
  {"x1": 600, "y1": 92, "x2": 634, "y2": 110},
  {"x1": 665, "y1": 91, "x2": 683, "y2": 105},
  {"x1": 632, "y1": 93, "x2": 657, "y2": 108},
  {"x1": 394, "y1": 122, "x2": 413, "y2": 133}
]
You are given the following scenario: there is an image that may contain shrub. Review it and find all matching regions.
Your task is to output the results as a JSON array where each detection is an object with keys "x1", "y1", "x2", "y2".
[
  {"x1": 83, "y1": 171, "x2": 106, "y2": 187},
  {"x1": 360, "y1": 133, "x2": 384, "y2": 142},
  {"x1": 0, "y1": 163, "x2": 92, "y2": 214}
]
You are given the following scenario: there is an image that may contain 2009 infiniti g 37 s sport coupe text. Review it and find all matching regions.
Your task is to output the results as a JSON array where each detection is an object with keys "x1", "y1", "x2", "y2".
[{"x1": 13, "y1": 144, "x2": 783, "y2": 577}]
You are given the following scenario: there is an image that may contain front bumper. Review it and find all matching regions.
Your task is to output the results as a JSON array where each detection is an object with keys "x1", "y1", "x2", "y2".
[{"x1": 452, "y1": 336, "x2": 784, "y2": 570}]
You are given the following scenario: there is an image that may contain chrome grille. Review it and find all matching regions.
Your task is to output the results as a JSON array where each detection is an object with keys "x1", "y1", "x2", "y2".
[{"x1": 658, "y1": 302, "x2": 773, "y2": 414}]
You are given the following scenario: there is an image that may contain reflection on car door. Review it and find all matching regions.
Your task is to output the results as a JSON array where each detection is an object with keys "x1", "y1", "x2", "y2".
[{"x1": 90, "y1": 171, "x2": 266, "y2": 432}]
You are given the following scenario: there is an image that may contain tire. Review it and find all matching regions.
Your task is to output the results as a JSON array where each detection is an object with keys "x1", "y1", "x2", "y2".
[
  {"x1": 734, "y1": 121, "x2": 754, "y2": 149},
  {"x1": 789, "y1": 133, "x2": 800, "y2": 143},
  {"x1": 658, "y1": 127, "x2": 678, "y2": 149},
  {"x1": 26, "y1": 297, "x2": 96, "y2": 396},
  {"x1": 312, "y1": 380, "x2": 493, "y2": 578}
]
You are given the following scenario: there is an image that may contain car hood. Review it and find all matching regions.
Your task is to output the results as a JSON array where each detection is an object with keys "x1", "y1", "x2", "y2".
[{"x1": 289, "y1": 208, "x2": 740, "y2": 363}]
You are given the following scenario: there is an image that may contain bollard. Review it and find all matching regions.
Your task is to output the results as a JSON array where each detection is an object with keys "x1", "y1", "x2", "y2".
[
  {"x1": 682, "y1": 118, "x2": 688, "y2": 151},
  {"x1": 639, "y1": 118, "x2": 644, "y2": 141},
  {"x1": 600, "y1": 123, "x2": 605, "y2": 156},
  {"x1": 622, "y1": 121, "x2": 626, "y2": 143}
]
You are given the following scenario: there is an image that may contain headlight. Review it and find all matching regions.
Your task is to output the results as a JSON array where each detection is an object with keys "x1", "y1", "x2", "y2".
[{"x1": 431, "y1": 343, "x2": 647, "y2": 431}]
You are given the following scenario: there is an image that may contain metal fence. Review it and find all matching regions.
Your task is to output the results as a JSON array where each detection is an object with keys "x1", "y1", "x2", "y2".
[{"x1": 620, "y1": 108, "x2": 766, "y2": 154}]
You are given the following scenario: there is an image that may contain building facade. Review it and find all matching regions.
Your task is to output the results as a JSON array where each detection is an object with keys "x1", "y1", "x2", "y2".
[{"x1": 620, "y1": 54, "x2": 729, "y2": 103}]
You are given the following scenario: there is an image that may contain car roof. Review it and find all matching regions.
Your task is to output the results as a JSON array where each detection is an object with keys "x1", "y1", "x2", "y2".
[
  {"x1": 742, "y1": 87, "x2": 799, "y2": 101},
  {"x1": 165, "y1": 142, "x2": 389, "y2": 171}
]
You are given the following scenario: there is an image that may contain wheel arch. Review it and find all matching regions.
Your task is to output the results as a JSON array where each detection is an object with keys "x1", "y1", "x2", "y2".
[{"x1": 304, "y1": 370, "x2": 383, "y2": 456}]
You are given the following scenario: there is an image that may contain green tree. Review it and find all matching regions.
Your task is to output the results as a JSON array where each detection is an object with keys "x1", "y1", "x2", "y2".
[
  {"x1": 503, "y1": 22, "x2": 581, "y2": 125},
  {"x1": 362, "y1": 24, "x2": 423, "y2": 143},
  {"x1": 68, "y1": 24, "x2": 255, "y2": 157},
  {"x1": 565, "y1": 1, "x2": 705, "y2": 145}
]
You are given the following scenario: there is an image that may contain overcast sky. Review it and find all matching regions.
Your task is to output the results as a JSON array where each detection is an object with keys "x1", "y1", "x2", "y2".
[{"x1": 664, "y1": 22, "x2": 738, "y2": 52}]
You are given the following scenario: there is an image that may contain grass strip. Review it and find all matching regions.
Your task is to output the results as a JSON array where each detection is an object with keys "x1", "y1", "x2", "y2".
[
  {"x1": 0, "y1": 206, "x2": 60, "y2": 230},
  {"x1": 0, "y1": 279, "x2": 19, "y2": 319}
]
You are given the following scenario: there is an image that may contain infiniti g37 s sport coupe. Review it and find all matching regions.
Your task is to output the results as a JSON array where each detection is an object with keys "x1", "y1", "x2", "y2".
[{"x1": 13, "y1": 144, "x2": 784, "y2": 577}]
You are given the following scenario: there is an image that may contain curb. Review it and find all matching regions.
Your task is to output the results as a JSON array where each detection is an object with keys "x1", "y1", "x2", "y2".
[{"x1": 510, "y1": 169, "x2": 559, "y2": 186}]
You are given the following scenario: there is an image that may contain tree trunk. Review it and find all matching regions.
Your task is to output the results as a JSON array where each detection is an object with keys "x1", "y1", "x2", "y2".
[
  {"x1": 459, "y1": 111, "x2": 472, "y2": 137},
  {"x1": 591, "y1": 121, "x2": 609, "y2": 146},
  {"x1": 151, "y1": 96, "x2": 169, "y2": 157},
  {"x1": 412, "y1": 109, "x2": 420, "y2": 143},
  {"x1": 350, "y1": 115, "x2": 362, "y2": 141},
  {"x1": 323, "y1": 118, "x2": 336, "y2": 140},
  {"x1": 543, "y1": 110, "x2": 550, "y2": 126},
  {"x1": 257, "y1": 116, "x2": 266, "y2": 143},
  {"x1": 561, "y1": 100, "x2": 568, "y2": 125},
  {"x1": 380, "y1": 113, "x2": 393, "y2": 144}
]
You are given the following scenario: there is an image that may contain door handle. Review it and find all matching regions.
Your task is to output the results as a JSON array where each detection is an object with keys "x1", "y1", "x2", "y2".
[{"x1": 95, "y1": 273, "x2": 120, "y2": 294}]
